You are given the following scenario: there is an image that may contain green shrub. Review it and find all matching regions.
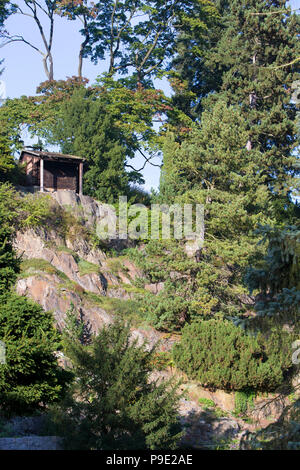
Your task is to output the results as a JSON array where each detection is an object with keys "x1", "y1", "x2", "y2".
[
  {"x1": 234, "y1": 390, "x2": 255, "y2": 416},
  {"x1": 51, "y1": 320, "x2": 182, "y2": 450},
  {"x1": 173, "y1": 319, "x2": 293, "y2": 392},
  {"x1": 198, "y1": 398, "x2": 215, "y2": 408},
  {"x1": 77, "y1": 259, "x2": 100, "y2": 276},
  {"x1": 0, "y1": 183, "x2": 54, "y2": 231},
  {"x1": 0, "y1": 293, "x2": 71, "y2": 415}
]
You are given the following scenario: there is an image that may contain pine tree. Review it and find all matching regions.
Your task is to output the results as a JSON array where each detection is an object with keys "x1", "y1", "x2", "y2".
[
  {"x1": 245, "y1": 224, "x2": 300, "y2": 326},
  {"x1": 0, "y1": 293, "x2": 71, "y2": 415},
  {"x1": 51, "y1": 320, "x2": 182, "y2": 450},
  {"x1": 156, "y1": 102, "x2": 280, "y2": 327},
  {"x1": 154, "y1": 1, "x2": 299, "y2": 328},
  {"x1": 173, "y1": 318, "x2": 293, "y2": 392},
  {"x1": 204, "y1": 0, "x2": 300, "y2": 198}
]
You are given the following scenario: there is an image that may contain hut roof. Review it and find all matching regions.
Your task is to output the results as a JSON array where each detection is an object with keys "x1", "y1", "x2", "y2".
[{"x1": 20, "y1": 149, "x2": 86, "y2": 163}]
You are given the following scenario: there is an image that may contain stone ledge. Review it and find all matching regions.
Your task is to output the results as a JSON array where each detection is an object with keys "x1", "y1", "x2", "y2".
[{"x1": 0, "y1": 436, "x2": 62, "y2": 450}]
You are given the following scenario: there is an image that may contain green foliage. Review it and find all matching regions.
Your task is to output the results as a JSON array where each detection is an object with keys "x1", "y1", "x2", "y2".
[
  {"x1": 150, "y1": 351, "x2": 175, "y2": 371},
  {"x1": 0, "y1": 292, "x2": 71, "y2": 416},
  {"x1": 127, "y1": 238, "x2": 258, "y2": 331},
  {"x1": 173, "y1": 1, "x2": 300, "y2": 164},
  {"x1": 62, "y1": 302, "x2": 92, "y2": 347},
  {"x1": 0, "y1": 77, "x2": 168, "y2": 203},
  {"x1": 0, "y1": 183, "x2": 54, "y2": 231},
  {"x1": 0, "y1": 183, "x2": 71, "y2": 415},
  {"x1": 0, "y1": 1, "x2": 11, "y2": 28},
  {"x1": 51, "y1": 320, "x2": 182, "y2": 450},
  {"x1": 234, "y1": 390, "x2": 255, "y2": 416},
  {"x1": 0, "y1": 184, "x2": 21, "y2": 295},
  {"x1": 18, "y1": 193, "x2": 54, "y2": 228},
  {"x1": 241, "y1": 397, "x2": 300, "y2": 450},
  {"x1": 69, "y1": 0, "x2": 218, "y2": 85},
  {"x1": 158, "y1": 102, "x2": 283, "y2": 327},
  {"x1": 198, "y1": 398, "x2": 215, "y2": 409},
  {"x1": 19, "y1": 258, "x2": 59, "y2": 277},
  {"x1": 157, "y1": 0, "x2": 299, "y2": 333},
  {"x1": 245, "y1": 224, "x2": 300, "y2": 325},
  {"x1": 85, "y1": 292, "x2": 142, "y2": 322},
  {"x1": 49, "y1": 88, "x2": 140, "y2": 202},
  {"x1": 173, "y1": 319, "x2": 293, "y2": 392},
  {"x1": 0, "y1": 136, "x2": 18, "y2": 184},
  {"x1": 205, "y1": 1, "x2": 299, "y2": 194},
  {"x1": 127, "y1": 240, "x2": 200, "y2": 330}
]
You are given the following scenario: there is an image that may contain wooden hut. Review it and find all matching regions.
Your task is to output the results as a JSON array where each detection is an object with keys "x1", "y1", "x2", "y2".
[{"x1": 19, "y1": 149, "x2": 85, "y2": 195}]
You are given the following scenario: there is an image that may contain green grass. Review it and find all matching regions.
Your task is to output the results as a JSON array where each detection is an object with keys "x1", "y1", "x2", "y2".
[
  {"x1": 109, "y1": 283, "x2": 147, "y2": 295},
  {"x1": 50, "y1": 245, "x2": 101, "y2": 277},
  {"x1": 56, "y1": 246, "x2": 101, "y2": 276},
  {"x1": 20, "y1": 258, "x2": 57, "y2": 275},
  {"x1": 210, "y1": 407, "x2": 230, "y2": 419},
  {"x1": 19, "y1": 258, "x2": 69, "y2": 281},
  {"x1": 83, "y1": 292, "x2": 145, "y2": 327},
  {"x1": 56, "y1": 245, "x2": 76, "y2": 255},
  {"x1": 198, "y1": 398, "x2": 216, "y2": 409},
  {"x1": 106, "y1": 257, "x2": 130, "y2": 277},
  {"x1": 77, "y1": 259, "x2": 101, "y2": 276}
]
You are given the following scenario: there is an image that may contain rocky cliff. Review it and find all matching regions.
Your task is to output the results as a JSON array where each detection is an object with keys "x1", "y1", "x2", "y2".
[
  {"x1": 13, "y1": 190, "x2": 175, "y2": 350},
  {"x1": 12, "y1": 189, "x2": 249, "y2": 448}
]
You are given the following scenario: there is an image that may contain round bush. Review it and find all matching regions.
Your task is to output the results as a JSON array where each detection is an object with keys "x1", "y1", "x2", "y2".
[{"x1": 172, "y1": 319, "x2": 293, "y2": 392}]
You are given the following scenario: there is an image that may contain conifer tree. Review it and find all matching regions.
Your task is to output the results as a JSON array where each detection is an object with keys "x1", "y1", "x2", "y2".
[
  {"x1": 51, "y1": 320, "x2": 182, "y2": 450},
  {"x1": 246, "y1": 224, "x2": 300, "y2": 326},
  {"x1": 168, "y1": 0, "x2": 299, "y2": 197},
  {"x1": 206, "y1": 0, "x2": 299, "y2": 197},
  {"x1": 170, "y1": 0, "x2": 229, "y2": 119},
  {"x1": 153, "y1": 1, "x2": 299, "y2": 328}
]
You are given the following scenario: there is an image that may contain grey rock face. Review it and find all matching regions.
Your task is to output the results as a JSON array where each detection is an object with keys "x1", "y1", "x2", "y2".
[{"x1": 0, "y1": 436, "x2": 62, "y2": 450}]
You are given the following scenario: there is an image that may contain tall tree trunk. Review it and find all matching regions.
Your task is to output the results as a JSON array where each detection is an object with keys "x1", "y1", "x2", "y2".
[
  {"x1": 246, "y1": 53, "x2": 258, "y2": 151},
  {"x1": 43, "y1": 52, "x2": 54, "y2": 80},
  {"x1": 48, "y1": 53, "x2": 54, "y2": 81},
  {"x1": 78, "y1": 16, "x2": 89, "y2": 79}
]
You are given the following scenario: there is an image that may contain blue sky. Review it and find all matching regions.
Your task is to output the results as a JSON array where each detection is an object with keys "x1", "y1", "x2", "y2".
[
  {"x1": 1, "y1": 6, "x2": 166, "y2": 191},
  {"x1": 1, "y1": 0, "x2": 299, "y2": 191}
]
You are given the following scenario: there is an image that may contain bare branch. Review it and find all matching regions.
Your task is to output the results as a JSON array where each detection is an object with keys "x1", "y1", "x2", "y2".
[
  {"x1": 271, "y1": 57, "x2": 300, "y2": 69},
  {"x1": 0, "y1": 34, "x2": 45, "y2": 56},
  {"x1": 125, "y1": 149, "x2": 162, "y2": 172},
  {"x1": 15, "y1": 6, "x2": 34, "y2": 18},
  {"x1": 138, "y1": 29, "x2": 162, "y2": 72},
  {"x1": 249, "y1": 8, "x2": 299, "y2": 15},
  {"x1": 110, "y1": 2, "x2": 137, "y2": 74},
  {"x1": 144, "y1": 56, "x2": 165, "y2": 77},
  {"x1": 34, "y1": 0, "x2": 51, "y2": 17}
]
